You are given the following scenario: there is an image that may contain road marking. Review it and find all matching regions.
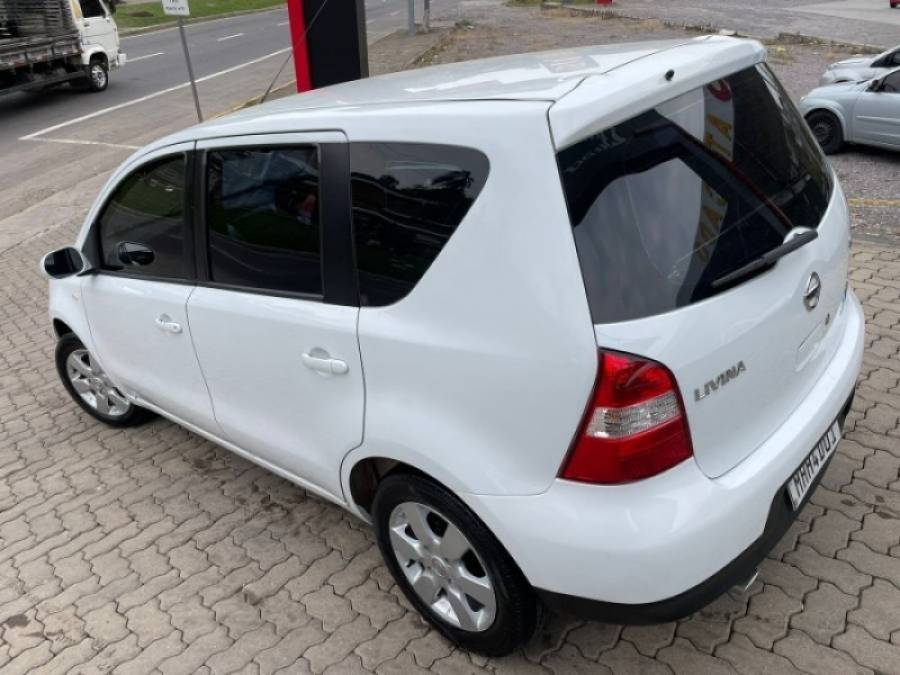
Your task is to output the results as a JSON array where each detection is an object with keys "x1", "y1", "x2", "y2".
[
  {"x1": 277, "y1": 20, "x2": 290, "y2": 26},
  {"x1": 128, "y1": 51, "x2": 165, "y2": 63},
  {"x1": 20, "y1": 47, "x2": 292, "y2": 141},
  {"x1": 26, "y1": 137, "x2": 140, "y2": 150},
  {"x1": 848, "y1": 198, "x2": 900, "y2": 208},
  {"x1": 217, "y1": 33, "x2": 244, "y2": 42}
]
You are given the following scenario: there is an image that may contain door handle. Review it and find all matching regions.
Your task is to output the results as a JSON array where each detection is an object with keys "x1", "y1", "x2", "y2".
[
  {"x1": 155, "y1": 314, "x2": 182, "y2": 334},
  {"x1": 301, "y1": 352, "x2": 348, "y2": 375}
]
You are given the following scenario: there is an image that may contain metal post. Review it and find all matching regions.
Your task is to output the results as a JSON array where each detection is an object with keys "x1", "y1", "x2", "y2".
[
  {"x1": 407, "y1": 0, "x2": 415, "y2": 35},
  {"x1": 423, "y1": 0, "x2": 430, "y2": 32},
  {"x1": 177, "y1": 17, "x2": 203, "y2": 122}
]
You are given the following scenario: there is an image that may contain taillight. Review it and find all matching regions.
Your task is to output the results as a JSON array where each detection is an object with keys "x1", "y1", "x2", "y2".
[{"x1": 560, "y1": 350, "x2": 693, "y2": 484}]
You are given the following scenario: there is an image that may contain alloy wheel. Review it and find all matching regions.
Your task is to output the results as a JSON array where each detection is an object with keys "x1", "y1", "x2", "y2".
[
  {"x1": 66, "y1": 349, "x2": 130, "y2": 417},
  {"x1": 388, "y1": 502, "x2": 496, "y2": 632}
]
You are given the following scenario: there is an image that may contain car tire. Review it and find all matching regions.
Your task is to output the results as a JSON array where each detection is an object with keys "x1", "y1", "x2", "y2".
[
  {"x1": 55, "y1": 334, "x2": 154, "y2": 427},
  {"x1": 372, "y1": 472, "x2": 540, "y2": 656},
  {"x1": 75, "y1": 59, "x2": 109, "y2": 93},
  {"x1": 806, "y1": 110, "x2": 844, "y2": 154}
]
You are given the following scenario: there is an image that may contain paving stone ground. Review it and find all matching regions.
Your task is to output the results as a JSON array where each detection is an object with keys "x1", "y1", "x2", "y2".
[{"x1": 2, "y1": 7, "x2": 900, "y2": 675}]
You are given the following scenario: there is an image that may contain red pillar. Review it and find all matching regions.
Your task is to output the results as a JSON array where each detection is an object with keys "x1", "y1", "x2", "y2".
[{"x1": 286, "y1": 0, "x2": 312, "y2": 92}]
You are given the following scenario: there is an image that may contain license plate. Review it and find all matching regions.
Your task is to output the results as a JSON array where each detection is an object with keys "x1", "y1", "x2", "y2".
[{"x1": 786, "y1": 419, "x2": 841, "y2": 510}]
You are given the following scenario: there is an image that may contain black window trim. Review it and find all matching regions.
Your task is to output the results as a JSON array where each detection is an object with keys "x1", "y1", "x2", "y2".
[
  {"x1": 86, "y1": 149, "x2": 197, "y2": 287},
  {"x1": 193, "y1": 141, "x2": 358, "y2": 306},
  {"x1": 84, "y1": 140, "x2": 360, "y2": 306}
]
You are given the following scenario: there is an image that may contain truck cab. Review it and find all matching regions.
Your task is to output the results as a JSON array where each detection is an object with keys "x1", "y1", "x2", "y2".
[
  {"x1": 0, "y1": 0, "x2": 124, "y2": 96},
  {"x1": 69, "y1": 0, "x2": 125, "y2": 91}
]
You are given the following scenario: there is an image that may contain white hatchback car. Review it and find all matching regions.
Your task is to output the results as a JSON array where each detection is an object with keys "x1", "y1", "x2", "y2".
[{"x1": 43, "y1": 36, "x2": 864, "y2": 655}]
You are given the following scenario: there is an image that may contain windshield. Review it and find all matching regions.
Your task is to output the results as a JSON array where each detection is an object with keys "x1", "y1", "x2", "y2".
[{"x1": 557, "y1": 64, "x2": 833, "y2": 324}]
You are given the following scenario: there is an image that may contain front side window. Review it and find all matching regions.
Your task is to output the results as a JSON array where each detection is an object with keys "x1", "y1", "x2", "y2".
[
  {"x1": 350, "y1": 142, "x2": 490, "y2": 306},
  {"x1": 881, "y1": 70, "x2": 900, "y2": 92},
  {"x1": 206, "y1": 146, "x2": 322, "y2": 296},
  {"x1": 557, "y1": 64, "x2": 833, "y2": 324},
  {"x1": 79, "y1": 0, "x2": 105, "y2": 18},
  {"x1": 98, "y1": 154, "x2": 187, "y2": 280}
]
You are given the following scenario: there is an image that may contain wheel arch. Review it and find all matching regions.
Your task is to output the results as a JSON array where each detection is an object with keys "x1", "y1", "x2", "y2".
[
  {"x1": 342, "y1": 451, "x2": 467, "y2": 522},
  {"x1": 53, "y1": 318, "x2": 74, "y2": 338},
  {"x1": 804, "y1": 104, "x2": 850, "y2": 139},
  {"x1": 80, "y1": 46, "x2": 109, "y2": 67}
]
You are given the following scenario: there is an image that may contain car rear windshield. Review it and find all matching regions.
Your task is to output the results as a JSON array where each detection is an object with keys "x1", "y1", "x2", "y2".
[{"x1": 557, "y1": 64, "x2": 833, "y2": 324}]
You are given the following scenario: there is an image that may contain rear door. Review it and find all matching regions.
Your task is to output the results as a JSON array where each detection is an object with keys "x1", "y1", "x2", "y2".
[
  {"x1": 851, "y1": 70, "x2": 900, "y2": 148},
  {"x1": 555, "y1": 64, "x2": 848, "y2": 477},
  {"x1": 187, "y1": 133, "x2": 363, "y2": 500}
]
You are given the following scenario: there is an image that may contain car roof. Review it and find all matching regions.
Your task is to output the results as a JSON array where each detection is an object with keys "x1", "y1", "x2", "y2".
[{"x1": 143, "y1": 35, "x2": 765, "y2": 153}]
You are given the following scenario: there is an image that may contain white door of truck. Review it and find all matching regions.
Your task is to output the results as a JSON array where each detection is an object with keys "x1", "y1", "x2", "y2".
[{"x1": 75, "y1": 0, "x2": 118, "y2": 61}]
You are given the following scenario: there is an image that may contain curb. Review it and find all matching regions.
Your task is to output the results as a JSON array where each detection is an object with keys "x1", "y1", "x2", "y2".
[
  {"x1": 773, "y1": 32, "x2": 882, "y2": 54},
  {"x1": 541, "y1": 2, "x2": 886, "y2": 52},
  {"x1": 119, "y1": 6, "x2": 282, "y2": 37}
]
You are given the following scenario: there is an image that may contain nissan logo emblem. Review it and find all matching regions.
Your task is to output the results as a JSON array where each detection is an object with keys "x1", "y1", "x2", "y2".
[{"x1": 804, "y1": 272, "x2": 822, "y2": 311}]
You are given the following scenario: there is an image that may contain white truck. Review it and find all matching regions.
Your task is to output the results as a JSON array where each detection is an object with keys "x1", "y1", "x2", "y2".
[{"x1": 0, "y1": 0, "x2": 124, "y2": 96}]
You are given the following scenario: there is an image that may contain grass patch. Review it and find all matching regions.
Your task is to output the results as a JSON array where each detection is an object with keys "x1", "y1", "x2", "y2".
[{"x1": 114, "y1": 0, "x2": 283, "y2": 30}]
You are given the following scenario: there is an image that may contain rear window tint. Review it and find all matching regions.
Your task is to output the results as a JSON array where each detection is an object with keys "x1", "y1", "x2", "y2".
[
  {"x1": 558, "y1": 64, "x2": 832, "y2": 324},
  {"x1": 350, "y1": 142, "x2": 489, "y2": 307}
]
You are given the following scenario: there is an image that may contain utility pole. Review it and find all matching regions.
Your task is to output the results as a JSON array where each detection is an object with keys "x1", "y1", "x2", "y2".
[
  {"x1": 407, "y1": 0, "x2": 415, "y2": 35},
  {"x1": 423, "y1": 0, "x2": 430, "y2": 32}
]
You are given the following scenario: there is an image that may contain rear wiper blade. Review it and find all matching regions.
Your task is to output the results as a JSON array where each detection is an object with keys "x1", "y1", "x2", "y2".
[{"x1": 711, "y1": 230, "x2": 819, "y2": 289}]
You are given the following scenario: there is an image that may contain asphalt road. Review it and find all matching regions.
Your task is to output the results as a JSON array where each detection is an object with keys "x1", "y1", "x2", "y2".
[{"x1": 0, "y1": 0, "x2": 460, "y2": 146}]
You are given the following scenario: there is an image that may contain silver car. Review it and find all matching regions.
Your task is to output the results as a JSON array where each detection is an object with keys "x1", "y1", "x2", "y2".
[
  {"x1": 819, "y1": 45, "x2": 900, "y2": 85},
  {"x1": 799, "y1": 67, "x2": 900, "y2": 153}
]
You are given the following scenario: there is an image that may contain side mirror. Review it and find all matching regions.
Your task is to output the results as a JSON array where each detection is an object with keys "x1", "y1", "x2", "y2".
[
  {"x1": 116, "y1": 241, "x2": 155, "y2": 267},
  {"x1": 868, "y1": 78, "x2": 883, "y2": 92},
  {"x1": 41, "y1": 247, "x2": 91, "y2": 279}
]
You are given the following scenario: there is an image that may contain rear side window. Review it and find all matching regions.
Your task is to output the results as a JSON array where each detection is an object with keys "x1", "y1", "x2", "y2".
[
  {"x1": 350, "y1": 142, "x2": 489, "y2": 306},
  {"x1": 558, "y1": 64, "x2": 832, "y2": 324},
  {"x1": 98, "y1": 154, "x2": 187, "y2": 280},
  {"x1": 206, "y1": 146, "x2": 322, "y2": 296}
]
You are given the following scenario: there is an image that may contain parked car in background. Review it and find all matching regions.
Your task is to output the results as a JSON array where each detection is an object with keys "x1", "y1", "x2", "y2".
[
  {"x1": 801, "y1": 67, "x2": 900, "y2": 153},
  {"x1": 0, "y1": 0, "x2": 124, "y2": 96},
  {"x1": 41, "y1": 36, "x2": 863, "y2": 655},
  {"x1": 819, "y1": 45, "x2": 900, "y2": 85}
]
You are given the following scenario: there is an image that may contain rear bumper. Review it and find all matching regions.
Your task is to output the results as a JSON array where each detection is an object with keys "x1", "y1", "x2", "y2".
[
  {"x1": 460, "y1": 291, "x2": 864, "y2": 614},
  {"x1": 537, "y1": 392, "x2": 853, "y2": 623}
]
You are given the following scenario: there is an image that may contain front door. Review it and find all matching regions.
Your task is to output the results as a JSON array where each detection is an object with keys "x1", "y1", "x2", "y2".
[
  {"x1": 82, "y1": 143, "x2": 218, "y2": 432},
  {"x1": 852, "y1": 70, "x2": 900, "y2": 148},
  {"x1": 187, "y1": 133, "x2": 364, "y2": 500},
  {"x1": 75, "y1": 0, "x2": 118, "y2": 57}
]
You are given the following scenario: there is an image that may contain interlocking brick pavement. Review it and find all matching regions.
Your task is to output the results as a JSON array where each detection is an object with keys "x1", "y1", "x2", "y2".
[{"x1": 2, "y1": 218, "x2": 900, "y2": 675}]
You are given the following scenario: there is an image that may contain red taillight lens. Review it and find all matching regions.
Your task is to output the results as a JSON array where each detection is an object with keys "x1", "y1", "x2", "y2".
[{"x1": 560, "y1": 350, "x2": 693, "y2": 484}]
